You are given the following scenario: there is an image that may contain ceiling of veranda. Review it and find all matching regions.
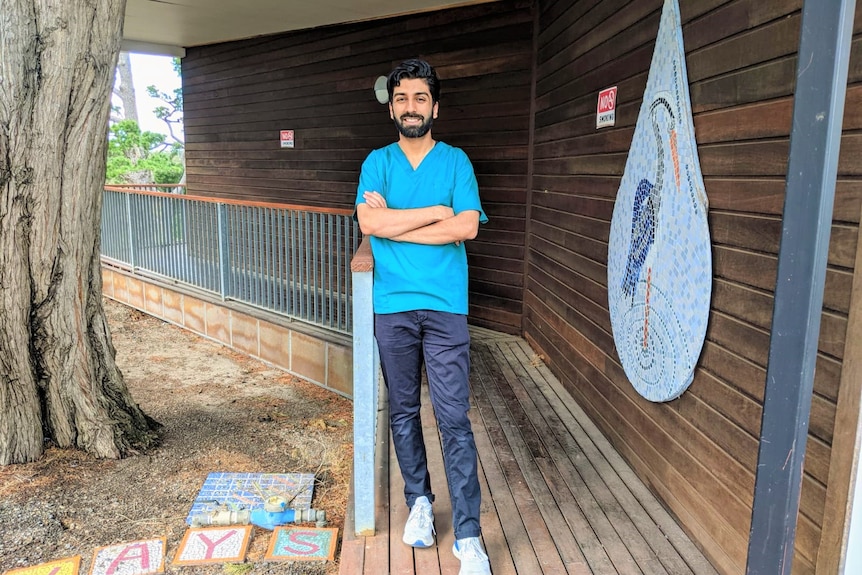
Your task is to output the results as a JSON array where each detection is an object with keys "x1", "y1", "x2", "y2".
[{"x1": 123, "y1": 0, "x2": 500, "y2": 56}]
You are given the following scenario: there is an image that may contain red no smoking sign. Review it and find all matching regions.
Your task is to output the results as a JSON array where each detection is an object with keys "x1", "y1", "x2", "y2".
[{"x1": 596, "y1": 86, "x2": 618, "y2": 129}]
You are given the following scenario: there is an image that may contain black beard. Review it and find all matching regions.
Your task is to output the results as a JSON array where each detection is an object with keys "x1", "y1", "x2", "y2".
[{"x1": 394, "y1": 114, "x2": 433, "y2": 138}]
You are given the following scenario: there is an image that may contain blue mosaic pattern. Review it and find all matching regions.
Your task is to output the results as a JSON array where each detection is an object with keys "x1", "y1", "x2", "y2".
[
  {"x1": 607, "y1": 0, "x2": 711, "y2": 402},
  {"x1": 185, "y1": 472, "x2": 315, "y2": 525}
]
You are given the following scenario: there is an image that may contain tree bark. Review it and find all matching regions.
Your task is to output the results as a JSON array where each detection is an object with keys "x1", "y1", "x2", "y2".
[
  {"x1": 114, "y1": 51, "x2": 138, "y2": 122},
  {"x1": 0, "y1": 0, "x2": 160, "y2": 464}
]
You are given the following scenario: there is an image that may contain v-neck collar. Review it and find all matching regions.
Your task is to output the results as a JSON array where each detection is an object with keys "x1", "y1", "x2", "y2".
[{"x1": 394, "y1": 141, "x2": 437, "y2": 171}]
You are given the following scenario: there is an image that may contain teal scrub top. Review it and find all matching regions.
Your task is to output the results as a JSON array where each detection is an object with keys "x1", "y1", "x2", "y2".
[{"x1": 356, "y1": 142, "x2": 488, "y2": 315}]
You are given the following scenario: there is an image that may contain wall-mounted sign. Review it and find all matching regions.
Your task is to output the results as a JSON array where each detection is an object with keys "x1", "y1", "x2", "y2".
[
  {"x1": 597, "y1": 86, "x2": 618, "y2": 129},
  {"x1": 280, "y1": 130, "x2": 295, "y2": 148}
]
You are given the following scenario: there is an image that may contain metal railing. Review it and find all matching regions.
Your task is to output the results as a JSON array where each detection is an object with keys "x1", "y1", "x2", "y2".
[
  {"x1": 102, "y1": 184, "x2": 379, "y2": 534},
  {"x1": 101, "y1": 185, "x2": 360, "y2": 335},
  {"x1": 104, "y1": 183, "x2": 186, "y2": 194}
]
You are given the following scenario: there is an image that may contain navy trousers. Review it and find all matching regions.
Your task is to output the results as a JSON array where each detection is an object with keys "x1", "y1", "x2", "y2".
[{"x1": 375, "y1": 310, "x2": 481, "y2": 540}]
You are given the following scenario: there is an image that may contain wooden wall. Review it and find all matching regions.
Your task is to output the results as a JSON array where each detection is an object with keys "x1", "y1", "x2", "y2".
[
  {"x1": 181, "y1": 0, "x2": 862, "y2": 571},
  {"x1": 527, "y1": 1, "x2": 862, "y2": 574},
  {"x1": 181, "y1": 0, "x2": 534, "y2": 333}
]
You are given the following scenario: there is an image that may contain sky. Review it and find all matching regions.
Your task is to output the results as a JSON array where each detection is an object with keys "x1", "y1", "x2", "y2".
[{"x1": 121, "y1": 53, "x2": 184, "y2": 143}]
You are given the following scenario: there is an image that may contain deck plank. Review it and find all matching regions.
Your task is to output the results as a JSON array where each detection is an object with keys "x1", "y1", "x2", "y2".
[
  {"x1": 508, "y1": 340, "x2": 718, "y2": 575},
  {"x1": 489, "y1": 341, "x2": 655, "y2": 575},
  {"x1": 363, "y1": 391, "x2": 393, "y2": 575},
  {"x1": 472, "y1": 354, "x2": 553, "y2": 575},
  {"x1": 472, "y1": 346, "x2": 571, "y2": 575},
  {"x1": 470, "y1": 404, "x2": 520, "y2": 575},
  {"x1": 390, "y1": 433, "x2": 415, "y2": 575},
  {"x1": 470, "y1": 351, "x2": 539, "y2": 575},
  {"x1": 340, "y1": 330, "x2": 719, "y2": 575},
  {"x1": 503, "y1": 341, "x2": 676, "y2": 573},
  {"x1": 338, "y1": 481, "x2": 365, "y2": 575},
  {"x1": 478, "y1": 343, "x2": 603, "y2": 574},
  {"x1": 418, "y1": 383, "x2": 450, "y2": 574}
]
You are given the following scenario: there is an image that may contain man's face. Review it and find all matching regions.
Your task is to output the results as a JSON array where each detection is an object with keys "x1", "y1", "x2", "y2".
[{"x1": 389, "y1": 78, "x2": 438, "y2": 139}]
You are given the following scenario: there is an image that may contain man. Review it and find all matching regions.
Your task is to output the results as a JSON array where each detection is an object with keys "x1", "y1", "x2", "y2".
[{"x1": 355, "y1": 58, "x2": 491, "y2": 575}]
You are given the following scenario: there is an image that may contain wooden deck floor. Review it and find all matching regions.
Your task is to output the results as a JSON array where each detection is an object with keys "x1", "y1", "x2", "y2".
[{"x1": 339, "y1": 328, "x2": 719, "y2": 575}]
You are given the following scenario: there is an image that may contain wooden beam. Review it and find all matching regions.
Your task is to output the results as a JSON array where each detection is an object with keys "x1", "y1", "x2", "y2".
[{"x1": 816, "y1": 194, "x2": 862, "y2": 573}]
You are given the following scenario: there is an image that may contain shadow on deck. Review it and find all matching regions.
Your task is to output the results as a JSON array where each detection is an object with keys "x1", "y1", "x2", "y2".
[{"x1": 339, "y1": 327, "x2": 718, "y2": 575}]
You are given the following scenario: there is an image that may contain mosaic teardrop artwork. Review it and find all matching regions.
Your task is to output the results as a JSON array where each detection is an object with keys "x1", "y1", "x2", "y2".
[{"x1": 607, "y1": 0, "x2": 711, "y2": 402}]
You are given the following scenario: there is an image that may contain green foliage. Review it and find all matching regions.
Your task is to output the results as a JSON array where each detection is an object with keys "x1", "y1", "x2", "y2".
[
  {"x1": 108, "y1": 56, "x2": 184, "y2": 184},
  {"x1": 143, "y1": 144, "x2": 185, "y2": 184},
  {"x1": 146, "y1": 66, "x2": 183, "y2": 145},
  {"x1": 106, "y1": 119, "x2": 184, "y2": 184}
]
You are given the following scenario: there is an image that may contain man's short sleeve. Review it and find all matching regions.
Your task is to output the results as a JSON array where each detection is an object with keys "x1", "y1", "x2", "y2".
[
  {"x1": 452, "y1": 148, "x2": 488, "y2": 224},
  {"x1": 356, "y1": 149, "x2": 383, "y2": 208}
]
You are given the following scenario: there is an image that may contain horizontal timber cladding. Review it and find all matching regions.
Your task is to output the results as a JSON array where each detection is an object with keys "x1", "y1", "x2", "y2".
[
  {"x1": 529, "y1": 1, "x2": 861, "y2": 575},
  {"x1": 181, "y1": 0, "x2": 534, "y2": 333}
]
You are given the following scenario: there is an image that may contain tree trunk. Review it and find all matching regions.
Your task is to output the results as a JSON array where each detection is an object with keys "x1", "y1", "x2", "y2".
[
  {"x1": 115, "y1": 51, "x2": 138, "y2": 122},
  {"x1": 0, "y1": 0, "x2": 160, "y2": 465}
]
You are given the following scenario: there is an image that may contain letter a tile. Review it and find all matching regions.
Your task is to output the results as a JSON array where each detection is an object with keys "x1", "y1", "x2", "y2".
[{"x1": 89, "y1": 538, "x2": 166, "y2": 575}]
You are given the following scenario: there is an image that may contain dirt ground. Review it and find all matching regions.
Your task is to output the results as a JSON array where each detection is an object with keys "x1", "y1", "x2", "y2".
[{"x1": 0, "y1": 299, "x2": 353, "y2": 575}]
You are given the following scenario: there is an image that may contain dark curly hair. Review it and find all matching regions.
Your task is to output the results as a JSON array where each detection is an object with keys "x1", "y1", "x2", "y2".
[{"x1": 387, "y1": 59, "x2": 440, "y2": 104}]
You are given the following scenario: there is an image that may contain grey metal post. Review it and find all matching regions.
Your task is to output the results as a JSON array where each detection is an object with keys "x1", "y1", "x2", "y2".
[
  {"x1": 217, "y1": 202, "x2": 230, "y2": 301},
  {"x1": 125, "y1": 192, "x2": 137, "y2": 269},
  {"x1": 745, "y1": 1, "x2": 856, "y2": 573},
  {"x1": 352, "y1": 242, "x2": 378, "y2": 535}
]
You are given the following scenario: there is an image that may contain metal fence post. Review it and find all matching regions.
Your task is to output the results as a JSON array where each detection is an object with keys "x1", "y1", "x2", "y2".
[
  {"x1": 217, "y1": 202, "x2": 230, "y2": 301},
  {"x1": 351, "y1": 238, "x2": 377, "y2": 536},
  {"x1": 125, "y1": 191, "x2": 137, "y2": 270}
]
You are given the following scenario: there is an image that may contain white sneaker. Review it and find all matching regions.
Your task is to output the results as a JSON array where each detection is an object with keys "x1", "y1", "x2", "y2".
[
  {"x1": 402, "y1": 496, "x2": 435, "y2": 548},
  {"x1": 453, "y1": 537, "x2": 491, "y2": 575}
]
